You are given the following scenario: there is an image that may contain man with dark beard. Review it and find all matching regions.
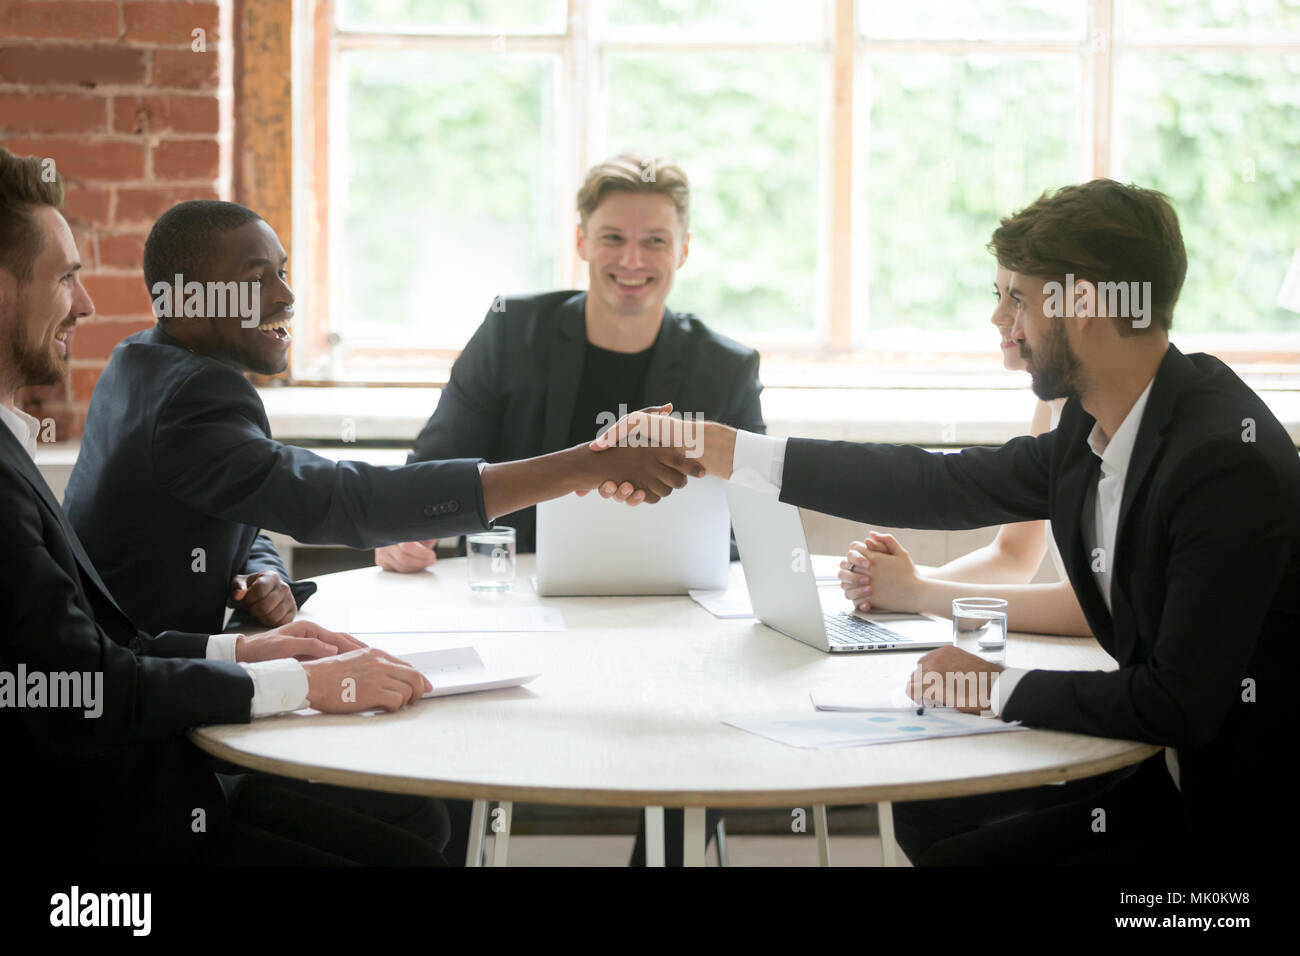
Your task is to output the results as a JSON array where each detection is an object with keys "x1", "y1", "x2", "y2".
[{"x1": 597, "y1": 179, "x2": 1298, "y2": 865}]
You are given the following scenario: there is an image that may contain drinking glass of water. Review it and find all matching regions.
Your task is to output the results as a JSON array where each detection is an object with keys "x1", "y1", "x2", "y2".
[
  {"x1": 952, "y1": 597, "x2": 1008, "y2": 650},
  {"x1": 467, "y1": 527, "x2": 516, "y2": 591}
]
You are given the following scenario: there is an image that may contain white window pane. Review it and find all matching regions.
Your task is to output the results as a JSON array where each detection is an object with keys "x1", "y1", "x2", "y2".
[
  {"x1": 605, "y1": 0, "x2": 825, "y2": 38},
  {"x1": 336, "y1": 52, "x2": 559, "y2": 355},
  {"x1": 338, "y1": 0, "x2": 567, "y2": 34},
  {"x1": 1114, "y1": 53, "x2": 1300, "y2": 334},
  {"x1": 1122, "y1": 0, "x2": 1300, "y2": 34},
  {"x1": 604, "y1": 52, "x2": 824, "y2": 338},
  {"x1": 859, "y1": 0, "x2": 1086, "y2": 38},
  {"x1": 859, "y1": 54, "x2": 1081, "y2": 338}
]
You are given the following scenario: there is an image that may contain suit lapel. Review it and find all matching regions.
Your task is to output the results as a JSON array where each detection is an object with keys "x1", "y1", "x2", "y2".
[
  {"x1": 640, "y1": 309, "x2": 687, "y2": 409},
  {"x1": 542, "y1": 293, "x2": 589, "y2": 451},
  {"x1": 1057, "y1": 449, "x2": 1113, "y2": 643},
  {"x1": 0, "y1": 429, "x2": 134, "y2": 625},
  {"x1": 1113, "y1": 345, "x2": 1189, "y2": 569},
  {"x1": 1050, "y1": 400, "x2": 1114, "y2": 643}
]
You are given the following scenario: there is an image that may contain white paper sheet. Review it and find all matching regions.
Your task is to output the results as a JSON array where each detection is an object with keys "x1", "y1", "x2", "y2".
[
  {"x1": 688, "y1": 589, "x2": 754, "y2": 619},
  {"x1": 398, "y1": 647, "x2": 541, "y2": 699},
  {"x1": 723, "y1": 710, "x2": 1026, "y2": 749},
  {"x1": 327, "y1": 607, "x2": 565, "y2": 634},
  {"x1": 810, "y1": 690, "x2": 957, "y2": 712}
]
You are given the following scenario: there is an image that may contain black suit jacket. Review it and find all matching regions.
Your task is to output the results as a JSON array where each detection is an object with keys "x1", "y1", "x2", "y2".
[
  {"x1": 779, "y1": 345, "x2": 1298, "y2": 855},
  {"x1": 409, "y1": 290, "x2": 767, "y2": 551},
  {"x1": 64, "y1": 325, "x2": 493, "y2": 636},
  {"x1": 0, "y1": 425, "x2": 252, "y2": 864}
]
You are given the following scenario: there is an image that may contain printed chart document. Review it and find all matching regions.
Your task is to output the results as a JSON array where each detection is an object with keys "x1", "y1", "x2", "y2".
[
  {"x1": 723, "y1": 710, "x2": 1026, "y2": 749},
  {"x1": 320, "y1": 607, "x2": 565, "y2": 635},
  {"x1": 400, "y1": 647, "x2": 541, "y2": 699}
]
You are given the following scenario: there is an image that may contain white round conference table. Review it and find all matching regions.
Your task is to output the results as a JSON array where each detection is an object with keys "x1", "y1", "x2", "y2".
[{"x1": 190, "y1": 555, "x2": 1159, "y2": 867}]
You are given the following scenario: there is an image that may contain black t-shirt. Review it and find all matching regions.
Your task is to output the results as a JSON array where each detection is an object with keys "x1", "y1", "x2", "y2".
[{"x1": 566, "y1": 341, "x2": 656, "y2": 447}]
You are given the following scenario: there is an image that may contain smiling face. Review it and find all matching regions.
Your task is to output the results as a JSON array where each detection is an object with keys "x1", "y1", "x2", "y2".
[
  {"x1": 576, "y1": 191, "x2": 689, "y2": 322},
  {"x1": 1007, "y1": 273, "x2": 1084, "y2": 401},
  {"x1": 177, "y1": 218, "x2": 295, "y2": 376},
  {"x1": 989, "y1": 265, "x2": 1023, "y2": 372},
  {"x1": 0, "y1": 205, "x2": 93, "y2": 392}
]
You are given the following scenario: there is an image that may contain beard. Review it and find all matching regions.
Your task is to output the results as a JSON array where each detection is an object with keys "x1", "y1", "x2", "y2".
[
  {"x1": 4, "y1": 313, "x2": 67, "y2": 389},
  {"x1": 1021, "y1": 317, "x2": 1082, "y2": 401},
  {"x1": 176, "y1": 318, "x2": 287, "y2": 377},
  {"x1": 211, "y1": 335, "x2": 286, "y2": 376}
]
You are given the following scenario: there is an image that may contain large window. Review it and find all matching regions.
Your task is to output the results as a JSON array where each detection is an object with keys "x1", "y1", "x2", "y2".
[{"x1": 295, "y1": 0, "x2": 1300, "y2": 382}]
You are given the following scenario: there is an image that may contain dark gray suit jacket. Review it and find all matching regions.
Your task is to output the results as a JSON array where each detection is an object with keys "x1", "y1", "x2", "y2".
[
  {"x1": 409, "y1": 290, "x2": 766, "y2": 551},
  {"x1": 64, "y1": 325, "x2": 493, "y2": 636},
  {"x1": 1, "y1": 423, "x2": 251, "y2": 864}
]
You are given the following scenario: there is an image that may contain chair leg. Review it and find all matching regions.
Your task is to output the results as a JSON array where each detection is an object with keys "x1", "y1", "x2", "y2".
[
  {"x1": 491, "y1": 800, "x2": 513, "y2": 867},
  {"x1": 683, "y1": 807, "x2": 706, "y2": 866},
  {"x1": 644, "y1": 807, "x2": 665, "y2": 867},
  {"x1": 715, "y1": 817, "x2": 729, "y2": 867},
  {"x1": 878, "y1": 801, "x2": 898, "y2": 867},
  {"x1": 813, "y1": 804, "x2": 831, "y2": 866},
  {"x1": 466, "y1": 798, "x2": 488, "y2": 867}
]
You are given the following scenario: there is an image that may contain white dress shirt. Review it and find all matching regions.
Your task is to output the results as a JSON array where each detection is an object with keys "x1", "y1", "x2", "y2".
[
  {"x1": 1, "y1": 405, "x2": 308, "y2": 718},
  {"x1": 1044, "y1": 400, "x2": 1068, "y2": 582},
  {"x1": 0, "y1": 402, "x2": 40, "y2": 458}
]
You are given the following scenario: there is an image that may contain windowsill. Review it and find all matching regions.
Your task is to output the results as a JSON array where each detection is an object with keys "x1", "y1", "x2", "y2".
[
  {"x1": 256, "y1": 382, "x2": 1300, "y2": 447},
  {"x1": 290, "y1": 330, "x2": 1300, "y2": 389}
]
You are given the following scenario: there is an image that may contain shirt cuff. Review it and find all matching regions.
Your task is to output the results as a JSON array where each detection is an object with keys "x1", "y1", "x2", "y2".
[
  {"x1": 729, "y1": 431, "x2": 787, "y2": 495},
  {"x1": 989, "y1": 667, "x2": 1028, "y2": 718},
  {"x1": 206, "y1": 633, "x2": 240, "y2": 662},
  {"x1": 239, "y1": 659, "x2": 310, "y2": 717}
]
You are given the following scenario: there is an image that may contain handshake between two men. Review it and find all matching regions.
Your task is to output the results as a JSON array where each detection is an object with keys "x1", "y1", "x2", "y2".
[
  {"x1": 583, "y1": 402, "x2": 734, "y2": 503},
  {"x1": 376, "y1": 403, "x2": 736, "y2": 573}
]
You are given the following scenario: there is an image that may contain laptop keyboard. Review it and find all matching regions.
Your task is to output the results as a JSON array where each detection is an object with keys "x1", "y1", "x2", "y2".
[{"x1": 823, "y1": 613, "x2": 906, "y2": 647}]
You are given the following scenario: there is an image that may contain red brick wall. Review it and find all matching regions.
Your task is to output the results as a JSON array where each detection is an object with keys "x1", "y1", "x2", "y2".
[{"x1": 1, "y1": 0, "x2": 232, "y2": 439}]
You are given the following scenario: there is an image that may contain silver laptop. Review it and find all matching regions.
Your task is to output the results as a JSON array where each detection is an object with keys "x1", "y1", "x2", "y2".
[
  {"x1": 724, "y1": 482, "x2": 953, "y2": 653},
  {"x1": 535, "y1": 477, "x2": 731, "y2": 596}
]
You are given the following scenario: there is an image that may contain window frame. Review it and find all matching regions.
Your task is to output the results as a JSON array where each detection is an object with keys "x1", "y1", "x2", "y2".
[{"x1": 281, "y1": 0, "x2": 1300, "y2": 386}]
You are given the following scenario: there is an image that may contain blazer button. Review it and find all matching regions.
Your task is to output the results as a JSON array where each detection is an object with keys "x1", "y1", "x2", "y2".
[
  {"x1": 448, "y1": 501, "x2": 460, "y2": 512},
  {"x1": 423, "y1": 504, "x2": 436, "y2": 517}
]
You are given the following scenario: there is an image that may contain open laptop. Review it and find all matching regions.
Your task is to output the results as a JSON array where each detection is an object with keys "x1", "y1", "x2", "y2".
[
  {"x1": 535, "y1": 477, "x2": 731, "y2": 596},
  {"x1": 724, "y1": 482, "x2": 953, "y2": 653}
]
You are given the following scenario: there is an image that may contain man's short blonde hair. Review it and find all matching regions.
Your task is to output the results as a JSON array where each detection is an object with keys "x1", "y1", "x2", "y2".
[{"x1": 576, "y1": 152, "x2": 690, "y2": 231}]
